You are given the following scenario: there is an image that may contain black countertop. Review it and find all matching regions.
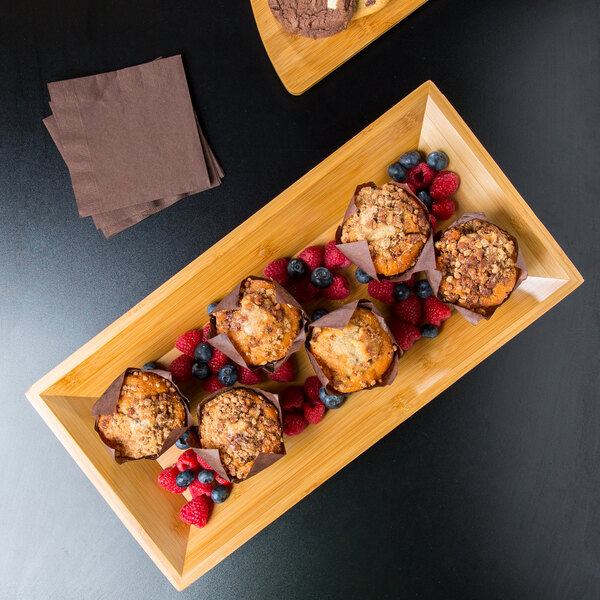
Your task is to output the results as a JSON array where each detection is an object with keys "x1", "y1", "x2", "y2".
[{"x1": 2, "y1": 1, "x2": 599, "y2": 598}]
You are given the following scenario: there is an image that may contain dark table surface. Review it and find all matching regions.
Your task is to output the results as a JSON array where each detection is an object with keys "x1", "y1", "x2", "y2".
[{"x1": 2, "y1": 1, "x2": 599, "y2": 598}]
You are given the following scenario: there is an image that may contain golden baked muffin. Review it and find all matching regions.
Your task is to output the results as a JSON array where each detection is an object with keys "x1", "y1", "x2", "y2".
[
  {"x1": 340, "y1": 183, "x2": 431, "y2": 277},
  {"x1": 96, "y1": 370, "x2": 186, "y2": 460},
  {"x1": 199, "y1": 388, "x2": 283, "y2": 480},
  {"x1": 435, "y1": 218, "x2": 518, "y2": 314},
  {"x1": 308, "y1": 307, "x2": 395, "y2": 393},
  {"x1": 213, "y1": 278, "x2": 302, "y2": 367},
  {"x1": 352, "y1": 0, "x2": 391, "y2": 20}
]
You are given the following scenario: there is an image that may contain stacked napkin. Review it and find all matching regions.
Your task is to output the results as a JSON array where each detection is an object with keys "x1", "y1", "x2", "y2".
[{"x1": 43, "y1": 56, "x2": 223, "y2": 237}]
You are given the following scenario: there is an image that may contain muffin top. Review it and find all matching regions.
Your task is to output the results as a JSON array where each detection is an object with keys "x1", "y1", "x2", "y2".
[
  {"x1": 340, "y1": 183, "x2": 431, "y2": 277},
  {"x1": 435, "y1": 218, "x2": 518, "y2": 313},
  {"x1": 308, "y1": 307, "x2": 395, "y2": 393},
  {"x1": 199, "y1": 388, "x2": 283, "y2": 480},
  {"x1": 213, "y1": 278, "x2": 302, "y2": 366},
  {"x1": 96, "y1": 370, "x2": 186, "y2": 460}
]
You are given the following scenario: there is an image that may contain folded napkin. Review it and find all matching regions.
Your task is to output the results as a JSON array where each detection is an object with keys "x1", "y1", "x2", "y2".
[{"x1": 44, "y1": 56, "x2": 223, "y2": 237}]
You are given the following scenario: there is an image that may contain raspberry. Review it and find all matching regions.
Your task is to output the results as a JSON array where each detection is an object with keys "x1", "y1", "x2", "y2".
[
  {"x1": 298, "y1": 246, "x2": 324, "y2": 271},
  {"x1": 280, "y1": 387, "x2": 305, "y2": 413},
  {"x1": 169, "y1": 354, "x2": 194, "y2": 382},
  {"x1": 393, "y1": 296, "x2": 423, "y2": 325},
  {"x1": 215, "y1": 474, "x2": 229, "y2": 486},
  {"x1": 405, "y1": 182, "x2": 417, "y2": 195},
  {"x1": 264, "y1": 258, "x2": 290, "y2": 286},
  {"x1": 429, "y1": 213, "x2": 437, "y2": 232},
  {"x1": 430, "y1": 171, "x2": 460, "y2": 200},
  {"x1": 269, "y1": 359, "x2": 294, "y2": 383},
  {"x1": 303, "y1": 375, "x2": 321, "y2": 402},
  {"x1": 367, "y1": 279, "x2": 395, "y2": 304},
  {"x1": 207, "y1": 348, "x2": 228, "y2": 373},
  {"x1": 177, "y1": 449, "x2": 199, "y2": 472},
  {"x1": 283, "y1": 412, "x2": 309, "y2": 436},
  {"x1": 431, "y1": 197, "x2": 456, "y2": 221},
  {"x1": 158, "y1": 465, "x2": 184, "y2": 494},
  {"x1": 179, "y1": 495, "x2": 211, "y2": 528},
  {"x1": 389, "y1": 319, "x2": 422, "y2": 350},
  {"x1": 287, "y1": 276, "x2": 320, "y2": 303},
  {"x1": 321, "y1": 274, "x2": 350, "y2": 300},
  {"x1": 237, "y1": 365, "x2": 262, "y2": 385},
  {"x1": 189, "y1": 479, "x2": 213, "y2": 498},
  {"x1": 304, "y1": 399, "x2": 325, "y2": 424},
  {"x1": 407, "y1": 162, "x2": 436, "y2": 190},
  {"x1": 204, "y1": 374, "x2": 225, "y2": 393},
  {"x1": 424, "y1": 296, "x2": 452, "y2": 327},
  {"x1": 202, "y1": 322, "x2": 211, "y2": 342},
  {"x1": 175, "y1": 330, "x2": 203, "y2": 358},
  {"x1": 197, "y1": 456, "x2": 213, "y2": 471},
  {"x1": 324, "y1": 240, "x2": 351, "y2": 270}
]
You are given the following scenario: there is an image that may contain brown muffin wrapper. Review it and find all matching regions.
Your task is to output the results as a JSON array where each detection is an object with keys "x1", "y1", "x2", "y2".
[
  {"x1": 206, "y1": 276, "x2": 309, "y2": 374},
  {"x1": 193, "y1": 386, "x2": 286, "y2": 483},
  {"x1": 335, "y1": 182, "x2": 436, "y2": 282},
  {"x1": 91, "y1": 368, "x2": 192, "y2": 465},
  {"x1": 305, "y1": 299, "x2": 401, "y2": 395},
  {"x1": 426, "y1": 212, "x2": 528, "y2": 325}
]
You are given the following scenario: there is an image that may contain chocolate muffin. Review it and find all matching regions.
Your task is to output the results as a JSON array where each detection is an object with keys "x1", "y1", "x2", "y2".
[
  {"x1": 340, "y1": 183, "x2": 431, "y2": 278},
  {"x1": 213, "y1": 278, "x2": 302, "y2": 367},
  {"x1": 268, "y1": 0, "x2": 356, "y2": 39},
  {"x1": 308, "y1": 307, "x2": 396, "y2": 393},
  {"x1": 435, "y1": 218, "x2": 519, "y2": 314},
  {"x1": 199, "y1": 388, "x2": 283, "y2": 480},
  {"x1": 96, "y1": 370, "x2": 186, "y2": 460}
]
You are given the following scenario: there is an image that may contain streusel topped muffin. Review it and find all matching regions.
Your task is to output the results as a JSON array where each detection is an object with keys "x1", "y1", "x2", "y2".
[
  {"x1": 213, "y1": 278, "x2": 302, "y2": 367},
  {"x1": 199, "y1": 388, "x2": 283, "y2": 480},
  {"x1": 340, "y1": 182, "x2": 431, "y2": 277}
]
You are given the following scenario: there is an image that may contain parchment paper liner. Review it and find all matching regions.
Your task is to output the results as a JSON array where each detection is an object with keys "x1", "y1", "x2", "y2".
[
  {"x1": 207, "y1": 276, "x2": 309, "y2": 374},
  {"x1": 334, "y1": 182, "x2": 436, "y2": 282},
  {"x1": 91, "y1": 368, "x2": 192, "y2": 465},
  {"x1": 426, "y1": 212, "x2": 528, "y2": 325},
  {"x1": 193, "y1": 386, "x2": 286, "y2": 483},
  {"x1": 305, "y1": 299, "x2": 401, "y2": 395}
]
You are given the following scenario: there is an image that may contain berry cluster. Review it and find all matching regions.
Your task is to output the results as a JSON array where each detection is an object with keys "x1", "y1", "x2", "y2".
[
  {"x1": 157, "y1": 447, "x2": 232, "y2": 528},
  {"x1": 263, "y1": 241, "x2": 351, "y2": 303},
  {"x1": 388, "y1": 149, "x2": 460, "y2": 225}
]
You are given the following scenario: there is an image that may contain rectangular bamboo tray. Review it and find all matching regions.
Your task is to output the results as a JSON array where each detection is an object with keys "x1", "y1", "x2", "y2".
[
  {"x1": 251, "y1": 0, "x2": 428, "y2": 95},
  {"x1": 26, "y1": 81, "x2": 582, "y2": 591}
]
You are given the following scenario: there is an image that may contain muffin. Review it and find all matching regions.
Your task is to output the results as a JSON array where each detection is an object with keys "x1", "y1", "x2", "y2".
[
  {"x1": 96, "y1": 370, "x2": 187, "y2": 460},
  {"x1": 308, "y1": 307, "x2": 396, "y2": 393},
  {"x1": 435, "y1": 218, "x2": 519, "y2": 314},
  {"x1": 199, "y1": 388, "x2": 283, "y2": 480},
  {"x1": 352, "y1": 0, "x2": 391, "y2": 20},
  {"x1": 339, "y1": 182, "x2": 431, "y2": 277},
  {"x1": 212, "y1": 278, "x2": 302, "y2": 367}
]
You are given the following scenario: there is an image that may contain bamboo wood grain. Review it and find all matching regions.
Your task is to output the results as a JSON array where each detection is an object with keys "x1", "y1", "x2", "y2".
[
  {"x1": 250, "y1": 0, "x2": 428, "y2": 95},
  {"x1": 26, "y1": 82, "x2": 583, "y2": 590}
]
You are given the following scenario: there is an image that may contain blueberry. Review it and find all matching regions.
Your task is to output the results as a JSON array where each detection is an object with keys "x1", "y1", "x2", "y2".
[
  {"x1": 141, "y1": 362, "x2": 159, "y2": 371},
  {"x1": 318, "y1": 387, "x2": 347, "y2": 409},
  {"x1": 387, "y1": 162, "x2": 407, "y2": 182},
  {"x1": 194, "y1": 342, "x2": 213, "y2": 363},
  {"x1": 175, "y1": 431, "x2": 190, "y2": 450},
  {"x1": 393, "y1": 283, "x2": 411, "y2": 301},
  {"x1": 355, "y1": 267, "x2": 372, "y2": 284},
  {"x1": 207, "y1": 301, "x2": 218, "y2": 315},
  {"x1": 175, "y1": 469, "x2": 196, "y2": 488},
  {"x1": 421, "y1": 324, "x2": 439, "y2": 338},
  {"x1": 211, "y1": 484, "x2": 230, "y2": 504},
  {"x1": 192, "y1": 362, "x2": 210, "y2": 380},
  {"x1": 311, "y1": 267, "x2": 333, "y2": 288},
  {"x1": 287, "y1": 258, "x2": 308, "y2": 279},
  {"x1": 426, "y1": 150, "x2": 448, "y2": 171},
  {"x1": 217, "y1": 364, "x2": 238, "y2": 386},
  {"x1": 197, "y1": 469, "x2": 214, "y2": 484},
  {"x1": 312, "y1": 308, "x2": 329, "y2": 321},
  {"x1": 415, "y1": 280, "x2": 433, "y2": 298},
  {"x1": 417, "y1": 190, "x2": 433, "y2": 210},
  {"x1": 399, "y1": 150, "x2": 421, "y2": 169}
]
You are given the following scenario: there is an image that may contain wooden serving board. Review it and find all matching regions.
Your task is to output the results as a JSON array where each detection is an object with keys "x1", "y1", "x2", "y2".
[
  {"x1": 26, "y1": 82, "x2": 582, "y2": 590},
  {"x1": 251, "y1": 0, "x2": 428, "y2": 95}
]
